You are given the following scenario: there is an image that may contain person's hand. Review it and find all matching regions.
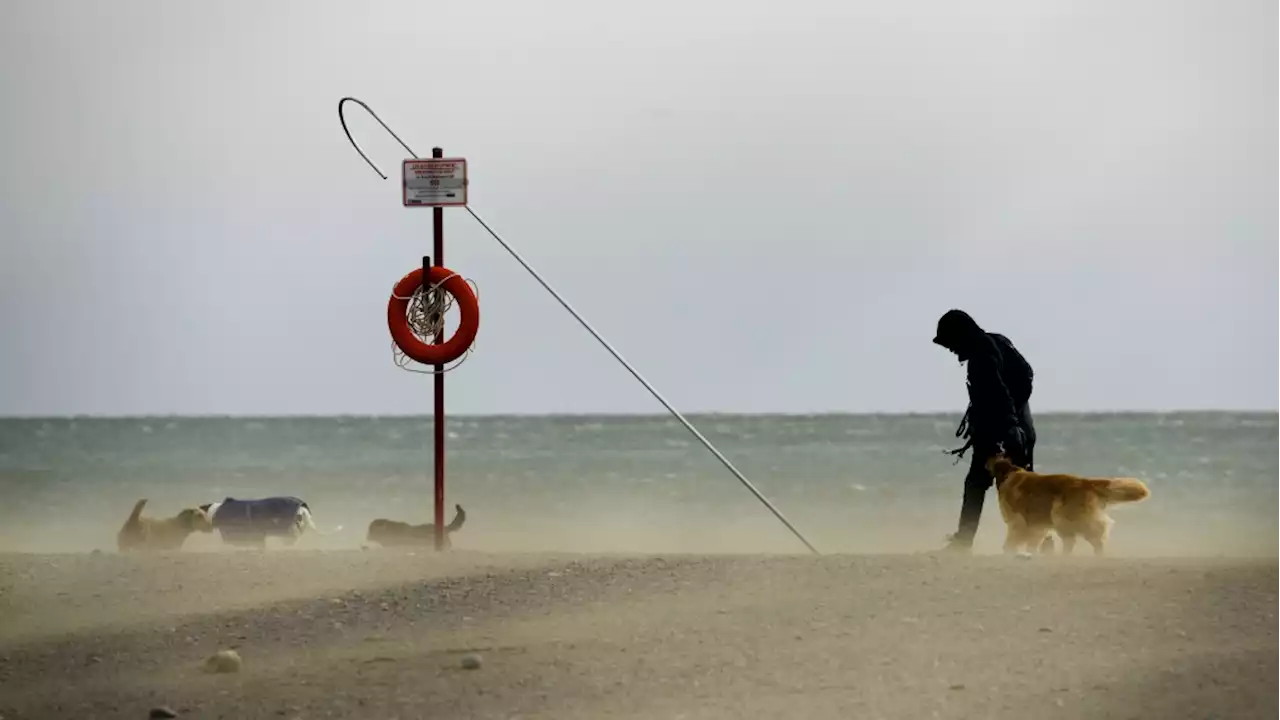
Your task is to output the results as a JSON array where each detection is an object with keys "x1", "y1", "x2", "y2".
[{"x1": 999, "y1": 426, "x2": 1026, "y2": 459}]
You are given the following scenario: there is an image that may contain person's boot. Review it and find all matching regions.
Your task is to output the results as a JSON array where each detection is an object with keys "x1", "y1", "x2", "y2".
[{"x1": 938, "y1": 532, "x2": 973, "y2": 554}]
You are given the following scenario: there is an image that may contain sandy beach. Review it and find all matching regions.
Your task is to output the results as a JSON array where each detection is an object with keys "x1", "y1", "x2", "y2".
[{"x1": 0, "y1": 548, "x2": 1274, "y2": 719}]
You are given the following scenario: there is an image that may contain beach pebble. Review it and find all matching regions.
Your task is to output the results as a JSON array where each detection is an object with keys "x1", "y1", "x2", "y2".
[
  {"x1": 460, "y1": 653, "x2": 482, "y2": 670},
  {"x1": 202, "y1": 649, "x2": 242, "y2": 674},
  {"x1": 149, "y1": 706, "x2": 179, "y2": 718}
]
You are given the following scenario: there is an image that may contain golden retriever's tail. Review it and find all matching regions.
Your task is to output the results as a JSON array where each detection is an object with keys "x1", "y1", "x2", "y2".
[
  {"x1": 1092, "y1": 478, "x2": 1150, "y2": 503},
  {"x1": 127, "y1": 498, "x2": 148, "y2": 523}
]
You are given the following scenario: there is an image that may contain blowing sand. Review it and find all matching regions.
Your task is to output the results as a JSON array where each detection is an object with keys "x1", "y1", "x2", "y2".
[{"x1": 0, "y1": 548, "x2": 1275, "y2": 719}]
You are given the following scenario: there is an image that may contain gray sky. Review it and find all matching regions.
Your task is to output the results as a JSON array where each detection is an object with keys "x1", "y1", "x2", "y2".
[{"x1": 1, "y1": 0, "x2": 1275, "y2": 416}]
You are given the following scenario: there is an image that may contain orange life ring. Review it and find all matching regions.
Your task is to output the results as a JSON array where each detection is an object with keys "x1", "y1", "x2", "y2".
[{"x1": 386, "y1": 266, "x2": 480, "y2": 365}]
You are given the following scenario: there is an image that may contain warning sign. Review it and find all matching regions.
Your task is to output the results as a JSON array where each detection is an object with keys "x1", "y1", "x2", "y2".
[{"x1": 402, "y1": 158, "x2": 468, "y2": 207}]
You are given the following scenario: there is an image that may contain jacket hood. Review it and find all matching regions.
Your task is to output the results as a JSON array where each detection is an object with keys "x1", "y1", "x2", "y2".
[{"x1": 932, "y1": 309, "x2": 985, "y2": 357}]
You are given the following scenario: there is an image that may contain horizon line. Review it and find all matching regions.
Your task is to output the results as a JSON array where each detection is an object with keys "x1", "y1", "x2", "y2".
[{"x1": 0, "y1": 408, "x2": 1275, "y2": 421}]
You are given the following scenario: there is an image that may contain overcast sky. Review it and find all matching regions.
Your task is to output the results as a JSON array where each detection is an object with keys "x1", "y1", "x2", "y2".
[{"x1": 0, "y1": 0, "x2": 1275, "y2": 416}]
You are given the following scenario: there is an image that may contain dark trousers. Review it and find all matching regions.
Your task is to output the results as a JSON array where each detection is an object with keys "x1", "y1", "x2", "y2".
[{"x1": 953, "y1": 404, "x2": 1036, "y2": 544}]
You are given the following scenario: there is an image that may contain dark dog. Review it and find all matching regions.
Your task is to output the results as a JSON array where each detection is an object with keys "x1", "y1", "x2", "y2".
[
  {"x1": 366, "y1": 504, "x2": 467, "y2": 549},
  {"x1": 199, "y1": 496, "x2": 340, "y2": 549}
]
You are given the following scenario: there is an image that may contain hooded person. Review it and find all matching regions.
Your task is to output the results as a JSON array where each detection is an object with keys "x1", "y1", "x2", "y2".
[{"x1": 932, "y1": 309, "x2": 1036, "y2": 552}]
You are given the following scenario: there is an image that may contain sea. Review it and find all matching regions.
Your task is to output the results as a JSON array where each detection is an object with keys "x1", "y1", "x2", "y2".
[{"x1": 0, "y1": 413, "x2": 1275, "y2": 556}]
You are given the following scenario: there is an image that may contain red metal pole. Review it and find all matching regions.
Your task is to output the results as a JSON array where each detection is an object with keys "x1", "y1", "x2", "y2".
[{"x1": 431, "y1": 146, "x2": 446, "y2": 551}]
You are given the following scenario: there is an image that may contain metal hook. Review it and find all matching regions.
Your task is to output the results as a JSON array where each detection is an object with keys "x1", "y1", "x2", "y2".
[{"x1": 338, "y1": 97, "x2": 420, "y2": 180}]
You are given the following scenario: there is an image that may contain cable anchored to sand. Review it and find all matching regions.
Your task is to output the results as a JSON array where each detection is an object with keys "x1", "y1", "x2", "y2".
[
  {"x1": 464, "y1": 208, "x2": 820, "y2": 555},
  {"x1": 338, "y1": 96, "x2": 820, "y2": 555}
]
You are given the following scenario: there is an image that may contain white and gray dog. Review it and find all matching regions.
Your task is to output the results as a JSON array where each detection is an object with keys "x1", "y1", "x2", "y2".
[{"x1": 198, "y1": 496, "x2": 341, "y2": 548}]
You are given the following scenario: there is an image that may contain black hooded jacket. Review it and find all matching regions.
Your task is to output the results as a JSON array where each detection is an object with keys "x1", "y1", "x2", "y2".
[{"x1": 933, "y1": 310, "x2": 1034, "y2": 451}]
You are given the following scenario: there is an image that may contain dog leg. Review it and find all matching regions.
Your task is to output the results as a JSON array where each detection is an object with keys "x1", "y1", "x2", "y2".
[
  {"x1": 1085, "y1": 536, "x2": 1105, "y2": 556},
  {"x1": 1099, "y1": 515, "x2": 1115, "y2": 555},
  {"x1": 1024, "y1": 527, "x2": 1051, "y2": 557},
  {"x1": 1002, "y1": 525, "x2": 1021, "y2": 555},
  {"x1": 281, "y1": 517, "x2": 305, "y2": 548},
  {"x1": 1012, "y1": 528, "x2": 1039, "y2": 559},
  {"x1": 1058, "y1": 533, "x2": 1077, "y2": 556},
  {"x1": 1039, "y1": 535, "x2": 1055, "y2": 554},
  {"x1": 1082, "y1": 522, "x2": 1108, "y2": 557}
]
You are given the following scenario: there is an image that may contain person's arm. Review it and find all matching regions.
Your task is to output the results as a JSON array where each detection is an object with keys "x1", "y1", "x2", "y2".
[{"x1": 967, "y1": 349, "x2": 1019, "y2": 441}]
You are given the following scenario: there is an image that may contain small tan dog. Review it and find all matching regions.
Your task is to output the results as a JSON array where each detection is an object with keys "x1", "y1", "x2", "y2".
[
  {"x1": 367, "y1": 504, "x2": 466, "y2": 549},
  {"x1": 117, "y1": 498, "x2": 214, "y2": 552},
  {"x1": 986, "y1": 454, "x2": 1150, "y2": 556}
]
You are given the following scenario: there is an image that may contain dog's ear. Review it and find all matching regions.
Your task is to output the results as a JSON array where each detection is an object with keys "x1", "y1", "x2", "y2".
[{"x1": 984, "y1": 453, "x2": 1007, "y2": 476}]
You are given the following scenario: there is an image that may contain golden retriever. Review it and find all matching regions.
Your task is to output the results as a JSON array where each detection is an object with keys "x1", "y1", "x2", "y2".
[
  {"x1": 366, "y1": 504, "x2": 466, "y2": 549},
  {"x1": 117, "y1": 498, "x2": 214, "y2": 552},
  {"x1": 986, "y1": 454, "x2": 1150, "y2": 556}
]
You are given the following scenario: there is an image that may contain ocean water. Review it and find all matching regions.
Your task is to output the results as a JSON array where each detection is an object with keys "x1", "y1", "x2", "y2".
[{"x1": 0, "y1": 413, "x2": 1275, "y2": 556}]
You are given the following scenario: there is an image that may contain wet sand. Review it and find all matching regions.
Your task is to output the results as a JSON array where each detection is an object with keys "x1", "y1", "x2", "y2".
[{"x1": 0, "y1": 549, "x2": 1275, "y2": 719}]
